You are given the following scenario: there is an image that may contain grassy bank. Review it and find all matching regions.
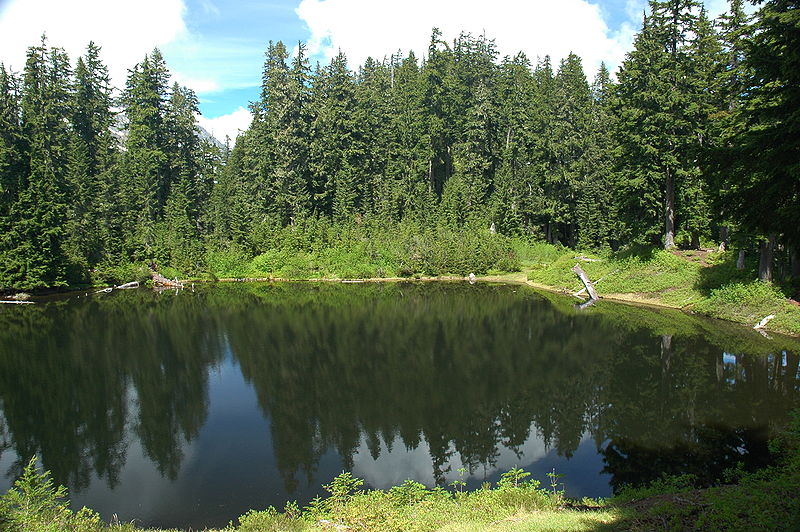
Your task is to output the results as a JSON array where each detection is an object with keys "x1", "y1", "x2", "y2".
[
  {"x1": 2, "y1": 413, "x2": 799, "y2": 532},
  {"x1": 52, "y1": 226, "x2": 800, "y2": 337},
  {"x1": 517, "y1": 243, "x2": 800, "y2": 336}
]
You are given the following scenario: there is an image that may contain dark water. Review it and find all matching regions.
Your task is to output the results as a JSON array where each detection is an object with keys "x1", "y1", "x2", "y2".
[{"x1": 0, "y1": 282, "x2": 798, "y2": 529}]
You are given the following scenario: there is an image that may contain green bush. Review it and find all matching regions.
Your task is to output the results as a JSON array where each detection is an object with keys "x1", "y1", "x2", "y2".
[
  {"x1": 0, "y1": 457, "x2": 102, "y2": 532},
  {"x1": 92, "y1": 261, "x2": 151, "y2": 286},
  {"x1": 206, "y1": 247, "x2": 253, "y2": 278}
]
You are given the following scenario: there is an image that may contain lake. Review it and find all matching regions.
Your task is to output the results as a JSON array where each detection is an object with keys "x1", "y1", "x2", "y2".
[{"x1": 0, "y1": 282, "x2": 798, "y2": 529}]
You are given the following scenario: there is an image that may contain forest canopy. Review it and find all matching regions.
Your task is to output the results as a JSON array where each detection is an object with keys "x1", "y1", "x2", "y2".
[{"x1": 0, "y1": 0, "x2": 797, "y2": 291}]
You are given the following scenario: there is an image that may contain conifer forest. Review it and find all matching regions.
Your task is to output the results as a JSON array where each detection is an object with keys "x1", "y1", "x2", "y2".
[{"x1": 0, "y1": 0, "x2": 798, "y2": 291}]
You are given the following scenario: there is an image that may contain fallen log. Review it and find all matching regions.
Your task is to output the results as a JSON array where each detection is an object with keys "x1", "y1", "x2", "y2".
[
  {"x1": 0, "y1": 300, "x2": 34, "y2": 304},
  {"x1": 571, "y1": 263, "x2": 598, "y2": 301},
  {"x1": 151, "y1": 270, "x2": 184, "y2": 288},
  {"x1": 753, "y1": 314, "x2": 775, "y2": 329},
  {"x1": 116, "y1": 281, "x2": 139, "y2": 289}
]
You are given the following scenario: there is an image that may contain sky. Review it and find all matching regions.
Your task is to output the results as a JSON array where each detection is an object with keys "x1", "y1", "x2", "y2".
[{"x1": 0, "y1": 0, "x2": 742, "y2": 142}]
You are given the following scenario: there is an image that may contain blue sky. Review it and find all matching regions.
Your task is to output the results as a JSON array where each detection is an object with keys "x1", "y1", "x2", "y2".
[{"x1": 0, "y1": 0, "x2": 742, "y2": 140}]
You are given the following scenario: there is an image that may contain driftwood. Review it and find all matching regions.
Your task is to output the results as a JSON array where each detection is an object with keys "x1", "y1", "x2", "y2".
[
  {"x1": 754, "y1": 314, "x2": 775, "y2": 329},
  {"x1": 116, "y1": 281, "x2": 139, "y2": 289},
  {"x1": 151, "y1": 270, "x2": 184, "y2": 288},
  {"x1": 0, "y1": 300, "x2": 34, "y2": 304},
  {"x1": 571, "y1": 263, "x2": 598, "y2": 301},
  {"x1": 574, "y1": 270, "x2": 618, "y2": 297}
]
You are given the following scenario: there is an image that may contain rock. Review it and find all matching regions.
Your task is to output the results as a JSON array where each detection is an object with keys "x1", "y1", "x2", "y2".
[{"x1": 468, "y1": 272, "x2": 476, "y2": 284}]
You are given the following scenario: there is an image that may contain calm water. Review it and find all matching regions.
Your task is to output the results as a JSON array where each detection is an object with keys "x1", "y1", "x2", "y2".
[{"x1": 0, "y1": 282, "x2": 798, "y2": 529}]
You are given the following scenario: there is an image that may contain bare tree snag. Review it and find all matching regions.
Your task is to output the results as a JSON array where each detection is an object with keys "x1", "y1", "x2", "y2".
[
  {"x1": 737, "y1": 250, "x2": 746, "y2": 270},
  {"x1": 664, "y1": 168, "x2": 676, "y2": 250},
  {"x1": 571, "y1": 263, "x2": 598, "y2": 300}
]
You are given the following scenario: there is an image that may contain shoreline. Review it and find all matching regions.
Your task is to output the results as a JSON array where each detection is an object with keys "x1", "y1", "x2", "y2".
[
  {"x1": 195, "y1": 272, "x2": 800, "y2": 338},
  {"x1": 6, "y1": 270, "x2": 798, "y2": 338}
]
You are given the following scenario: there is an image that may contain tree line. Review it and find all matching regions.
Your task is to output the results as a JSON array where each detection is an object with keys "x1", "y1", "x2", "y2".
[{"x1": 0, "y1": 0, "x2": 797, "y2": 290}]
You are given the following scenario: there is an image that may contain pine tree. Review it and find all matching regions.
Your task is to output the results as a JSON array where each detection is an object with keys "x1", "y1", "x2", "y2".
[
  {"x1": 163, "y1": 82, "x2": 203, "y2": 269},
  {"x1": 615, "y1": 1, "x2": 705, "y2": 249},
  {"x1": 492, "y1": 53, "x2": 535, "y2": 235},
  {"x1": 1, "y1": 38, "x2": 73, "y2": 288},
  {"x1": 549, "y1": 53, "x2": 592, "y2": 246},
  {"x1": 255, "y1": 41, "x2": 311, "y2": 227},
  {"x1": 309, "y1": 51, "x2": 359, "y2": 221},
  {"x1": 121, "y1": 49, "x2": 171, "y2": 260},
  {"x1": 576, "y1": 63, "x2": 618, "y2": 249},
  {"x1": 0, "y1": 65, "x2": 26, "y2": 224},
  {"x1": 66, "y1": 42, "x2": 116, "y2": 267},
  {"x1": 717, "y1": 0, "x2": 800, "y2": 279},
  {"x1": 383, "y1": 52, "x2": 431, "y2": 220}
]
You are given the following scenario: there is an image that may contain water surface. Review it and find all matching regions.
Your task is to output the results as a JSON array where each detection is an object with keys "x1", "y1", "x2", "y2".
[{"x1": 0, "y1": 282, "x2": 798, "y2": 529}]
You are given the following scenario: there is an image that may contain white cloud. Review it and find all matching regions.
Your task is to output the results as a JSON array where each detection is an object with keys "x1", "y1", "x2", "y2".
[
  {"x1": 196, "y1": 106, "x2": 252, "y2": 143},
  {"x1": 0, "y1": 0, "x2": 187, "y2": 88},
  {"x1": 173, "y1": 72, "x2": 222, "y2": 95},
  {"x1": 296, "y1": 0, "x2": 635, "y2": 77},
  {"x1": 351, "y1": 424, "x2": 550, "y2": 489}
]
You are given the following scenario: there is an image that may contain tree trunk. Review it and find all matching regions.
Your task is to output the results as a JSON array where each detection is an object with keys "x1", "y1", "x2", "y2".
[
  {"x1": 790, "y1": 245, "x2": 800, "y2": 280},
  {"x1": 737, "y1": 250, "x2": 745, "y2": 270},
  {"x1": 571, "y1": 263, "x2": 599, "y2": 300},
  {"x1": 758, "y1": 233, "x2": 777, "y2": 282},
  {"x1": 664, "y1": 168, "x2": 675, "y2": 249},
  {"x1": 719, "y1": 226, "x2": 729, "y2": 252},
  {"x1": 691, "y1": 231, "x2": 700, "y2": 250}
]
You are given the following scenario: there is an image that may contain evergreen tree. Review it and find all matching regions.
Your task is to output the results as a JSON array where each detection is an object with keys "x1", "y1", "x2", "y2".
[
  {"x1": 717, "y1": 0, "x2": 800, "y2": 279},
  {"x1": 1, "y1": 38, "x2": 73, "y2": 288},
  {"x1": 615, "y1": 1, "x2": 706, "y2": 249},
  {"x1": 576, "y1": 63, "x2": 618, "y2": 249},
  {"x1": 66, "y1": 42, "x2": 116, "y2": 267},
  {"x1": 255, "y1": 41, "x2": 311, "y2": 227},
  {"x1": 383, "y1": 52, "x2": 432, "y2": 220},
  {"x1": 0, "y1": 65, "x2": 26, "y2": 224},
  {"x1": 491, "y1": 53, "x2": 534, "y2": 234},
  {"x1": 549, "y1": 53, "x2": 592, "y2": 246},
  {"x1": 163, "y1": 82, "x2": 203, "y2": 269},
  {"x1": 120, "y1": 49, "x2": 171, "y2": 259},
  {"x1": 309, "y1": 51, "x2": 359, "y2": 221},
  {"x1": 520, "y1": 56, "x2": 557, "y2": 241}
]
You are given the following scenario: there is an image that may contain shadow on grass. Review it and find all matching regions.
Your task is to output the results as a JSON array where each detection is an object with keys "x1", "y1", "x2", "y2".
[{"x1": 693, "y1": 251, "x2": 758, "y2": 297}]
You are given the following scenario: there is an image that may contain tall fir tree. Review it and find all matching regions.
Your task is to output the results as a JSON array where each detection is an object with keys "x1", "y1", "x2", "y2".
[
  {"x1": 66, "y1": 42, "x2": 116, "y2": 267},
  {"x1": 1, "y1": 38, "x2": 73, "y2": 288},
  {"x1": 121, "y1": 49, "x2": 171, "y2": 260},
  {"x1": 0, "y1": 65, "x2": 27, "y2": 226},
  {"x1": 716, "y1": 0, "x2": 800, "y2": 280},
  {"x1": 615, "y1": 1, "x2": 706, "y2": 249}
]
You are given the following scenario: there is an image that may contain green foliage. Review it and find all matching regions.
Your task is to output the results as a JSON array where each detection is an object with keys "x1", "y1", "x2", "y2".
[
  {"x1": 0, "y1": 456, "x2": 102, "y2": 532},
  {"x1": 236, "y1": 506, "x2": 308, "y2": 532},
  {"x1": 92, "y1": 261, "x2": 151, "y2": 286}
]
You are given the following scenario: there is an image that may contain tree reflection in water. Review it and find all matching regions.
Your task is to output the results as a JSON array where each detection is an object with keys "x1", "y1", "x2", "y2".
[{"x1": 0, "y1": 283, "x2": 797, "y2": 526}]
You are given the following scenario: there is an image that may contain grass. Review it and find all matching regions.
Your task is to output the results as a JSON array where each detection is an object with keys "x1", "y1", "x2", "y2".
[
  {"x1": 75, "y1": 230, "x2": 800, "y2": 338},
  {"x1": 524, "y1": 245, "x2": 800, "y2": 335}
]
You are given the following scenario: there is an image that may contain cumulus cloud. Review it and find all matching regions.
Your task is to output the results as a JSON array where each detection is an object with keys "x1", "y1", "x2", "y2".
[
  {"x1": 296, "y1": 0, "x2": 636, "y2": 77},
  {"x1": 196, "y1": 106, "x2": 252, "y2": 143},
  {"x1": 0, "y1": 0, "x2": 186, "y2": 88}
]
